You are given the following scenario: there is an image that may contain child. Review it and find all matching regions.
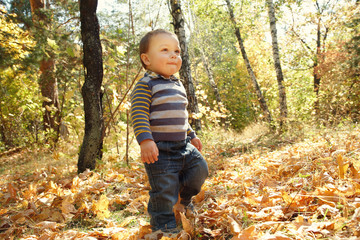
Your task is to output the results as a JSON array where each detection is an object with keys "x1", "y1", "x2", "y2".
[{"x1": 130, "y1": 29, "x2": 209, "y2": 233}]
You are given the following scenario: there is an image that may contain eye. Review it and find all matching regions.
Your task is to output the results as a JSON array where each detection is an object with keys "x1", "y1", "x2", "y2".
[
  {"x1": 175, "y1": 50, "x2": 181, "y2": 54},
  {"x1": 161, "y1": 48, "x2": 168, "y2": 52}
]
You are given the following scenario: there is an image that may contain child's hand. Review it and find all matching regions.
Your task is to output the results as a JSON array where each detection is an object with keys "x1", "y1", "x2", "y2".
[
  {"x1": 140, "y1": 139, "x2": 159, "y2": 164},
  {"x1": 191, "y1": 137, "x2": 203, "y2": 152}
]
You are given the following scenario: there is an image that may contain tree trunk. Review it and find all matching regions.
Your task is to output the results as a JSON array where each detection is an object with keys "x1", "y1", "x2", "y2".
[
  {"x1": 313, "y1": 18, "x2": 322, "y2": 116},
  {"x1": 78, "y1": 0, "x2": 104, "y2": 173},
  {"x1": 267, "y1": 0, "x2": 288, "y2": 127},
  {"x1": 29, "y1": 0, "x2": 60, "y2": 134},
  {"x1": 200, "y1": 49, "x2": 222, "y2": 111},
  {"x1": 225, "y1": 0, "x2": 272, "y2": 125},
  {"x1": 0, "y1": 104, "x2": 12, "y2": 148},
  {"x1": 313, "y1": 0, "x2": 329, "y2": 117},
  {"x1": 169, "y1": 0, "x2": 201, "y2": 131}
]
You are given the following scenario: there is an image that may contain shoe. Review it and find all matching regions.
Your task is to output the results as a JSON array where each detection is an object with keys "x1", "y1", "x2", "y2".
[
  {"x1": 184, "y1": 202, "x2": 197, "y2": 218},
  {"x1": 162, "y1": 227, "x2": 181, "y2": 234}
]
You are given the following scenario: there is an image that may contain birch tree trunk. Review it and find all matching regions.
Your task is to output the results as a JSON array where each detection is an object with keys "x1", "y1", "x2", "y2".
[
  {"x1": 267, "y1": 0, "x2": 288, "y2": 127},
  {"x1": 200, "y1": 49, "x2": 222, "y2": 111},
  {"x1": 78, "y1": 0, "x2": 104, "y2": 173},
  {"x1": 225, "y1": 0, "x2": 273, "y2": 125},
  {"x1": 29, "y1": 0, "x2": 60, "y2": 135},
  {"x1": 169, "y1": 0, "x2": 201, "y2": 131}
]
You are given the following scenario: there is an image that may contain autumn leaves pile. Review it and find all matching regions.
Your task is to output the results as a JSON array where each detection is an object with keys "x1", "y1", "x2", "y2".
[{"x1": 1, "y1": 126, "x2": 360, "y2": 239}]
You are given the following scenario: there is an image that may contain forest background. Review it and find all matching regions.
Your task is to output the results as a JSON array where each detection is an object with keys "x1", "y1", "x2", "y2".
[{"x1": 1, "y1": 0, "x2": 360, "y2": 239}]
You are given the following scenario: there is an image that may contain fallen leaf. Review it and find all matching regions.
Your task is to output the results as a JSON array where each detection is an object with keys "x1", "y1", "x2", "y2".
[
  {"x1": 92, "y1": 195, "x2": 110, "y2": 220},
  {"x1": 228, "y1": 215, "x2": 242, "y2": 235},
  {"x1": 7, "y1": 182, "x2": 17, "y2": 201},
  {"x1": 194, "y1": 189, "x2": 205, "y2": 203},
  {"x1": 180, "y1": 212, "x2": 194, "y2": 237},
  {"x1": 61, "y1": 196, "x2": 76, "y2": 217},
  {"x1": 337, "y1": 155, "x2": 345, "y2": 179},
  {"x1": 233, "y1": 225, "x2": 256, "y2": 240},
  {"x1": 118, "y1": 216, "x2": 136, "y2": 227},
  {"x1": 138, "y1": 224, "x2": 152, "y2": 239},
  {"x1": 259, "y1": 232, "x2": 293, "y2": 240},
  {"x1": 35, "y1": 221, "x2": 58, "y2": 231}
]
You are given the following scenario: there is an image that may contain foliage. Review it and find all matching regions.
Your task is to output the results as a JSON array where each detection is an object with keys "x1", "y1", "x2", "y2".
[
  {"x1": 190, "y1": 0, "x2": 258, "y2": 130},
  {"x1": 0, "y1": 6, "x2": 39, "y2": 150},
  {"x1": 314, "y1": 3, "x2": 360, "y2": 124},
  {"x1": 2, "y1": 0, "x2": 360, "y2": 151},
  {"x1": 1, "y1": 0, "x2": 360, "y2": 238},
  {"x1": 1, "y1": 124, "x2": 360, "y2": 239}
]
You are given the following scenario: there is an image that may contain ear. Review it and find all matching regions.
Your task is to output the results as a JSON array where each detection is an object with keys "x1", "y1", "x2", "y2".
[{"x1": 141, "y1": 53, "x2": 151, "y2": 66}]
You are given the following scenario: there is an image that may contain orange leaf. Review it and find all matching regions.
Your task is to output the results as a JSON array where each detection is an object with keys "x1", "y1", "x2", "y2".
[
  {"x1": 7, "y1": 183, "x2": 17, "y2": 200},
  {"x1": 173, "y1": 198, "x2": 185, "y2": 224},
  {"x1": 228, "y1": 215, "x2": 242, "y2": 235},
  {"x1": 337, "y1": 155, "x2": 345, "y2": 179},
  {"x1": 233, "y1": 225, "x2": 255, "y2": 240},
  {"x1": 61, "y1": 196, "x2": 76, "y2": 217},
  {"x1": 137, "y1": 224, "x2": 152, "y2": 239},
  {"x1": 349, "y1": 163, "x2": 360, "y2": 179},
  {"x1": 180, "y1": 212, "x2": 194, "y2": 236},
  {"x1": 23, "y1": 183, "x2": 37, "y2": 200},
  {"x1": 194, "y1": 189, "x2": 205, "y2": 203}
]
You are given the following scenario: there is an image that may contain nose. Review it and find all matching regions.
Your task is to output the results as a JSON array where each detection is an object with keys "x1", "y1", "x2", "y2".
[{"x1": 170, "y1": 51, "x2": 177, "y2": 58}]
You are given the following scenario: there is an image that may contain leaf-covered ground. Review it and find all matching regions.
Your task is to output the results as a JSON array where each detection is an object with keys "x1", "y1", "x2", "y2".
[{"x1": 1, "y1": 124, "x2": 360, "y2": 239}]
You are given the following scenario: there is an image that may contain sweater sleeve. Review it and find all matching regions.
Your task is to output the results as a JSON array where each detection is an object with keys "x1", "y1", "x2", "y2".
[
  {"x1": 130, "y1": 81, "x2": 153, "y2": 144},
  {"x1": 187, "y1": 124, "x2": 196, "y2": 139}
]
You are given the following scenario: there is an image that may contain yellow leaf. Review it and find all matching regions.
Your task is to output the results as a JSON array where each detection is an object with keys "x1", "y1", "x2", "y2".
[
  {"x1": 281, "y1": 191, "x2": 292, "y2": 204},
  {"x1": 92, "y1": 195, "x2": 110, "y2": 220},
  {"x1": 47, "y1": 38, "x2": 59, "y2": 50},
  {"x1": 118, "y1": 216, "x2": 136, "y2": 227},
  {"x1": 337, "y1": 155, "x2": 345, "y2": 179}
]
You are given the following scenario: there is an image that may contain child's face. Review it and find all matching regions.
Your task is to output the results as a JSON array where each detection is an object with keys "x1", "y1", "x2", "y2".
[{"x1": 141, "y1": 33, "x2": 182, "y2": 78}]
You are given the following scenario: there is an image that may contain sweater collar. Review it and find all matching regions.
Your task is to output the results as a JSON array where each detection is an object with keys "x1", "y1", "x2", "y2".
[{"x1": 145, "y1": 71, "x2": 178, "y2": 81}]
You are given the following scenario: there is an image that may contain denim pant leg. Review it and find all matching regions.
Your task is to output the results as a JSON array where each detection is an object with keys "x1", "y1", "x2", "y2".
[
  {"x1": 144, "y1": 141, "x2": 185, "y2": 231},
  {"x1": 179, "y1": 140, "x2": 209, "y2": 206}
]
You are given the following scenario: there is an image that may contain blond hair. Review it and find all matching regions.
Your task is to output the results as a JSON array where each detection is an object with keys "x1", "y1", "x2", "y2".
[{"x1": 139, "y1": 29, "x2": 178, "y2": 69}]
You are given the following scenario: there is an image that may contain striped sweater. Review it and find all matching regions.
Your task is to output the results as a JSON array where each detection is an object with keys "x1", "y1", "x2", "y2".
[{"x1": 130, "y1": 72, "x2": 196, "y2": 144}]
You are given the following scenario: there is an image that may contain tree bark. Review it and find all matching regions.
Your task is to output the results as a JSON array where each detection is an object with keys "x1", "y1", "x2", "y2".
[
  {"x1": 200, "y1": 49, "x2": 222, "y2": 111},
  {"x1": 225, "y1": 0, "x2": 272, "y2": 125},
  {"x1": 0, "y1": 104, "x2": 12, "y2": 148},
  {"x1": 29, "y1": 0, "x2": 60, "y2": 134},
  {"x1": 78, "y1": 0, "x2": 104, "y2": 173},
  {"x1": 267, "y1": 0, "x2": 288, "y2": 127},
  {"x1": 169, "y1": 0, "x2": 201, "y2": 131},
  {"x1": 313, "y1": 18, "x2": 322, "y2": 116},
  {"x1": 313, "y1": 0, "x2": 329, "y2": 117}
]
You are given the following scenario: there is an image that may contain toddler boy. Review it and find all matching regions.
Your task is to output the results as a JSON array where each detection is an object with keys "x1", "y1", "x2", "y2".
[{"x1": 130, "y1": 29, "x2": 209, "y2": 233}]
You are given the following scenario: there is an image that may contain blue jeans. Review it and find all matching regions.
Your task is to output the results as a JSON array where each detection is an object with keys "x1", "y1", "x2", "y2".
[{"x1": 144, "y1": 137, "x2": 209, "y2": 231}]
